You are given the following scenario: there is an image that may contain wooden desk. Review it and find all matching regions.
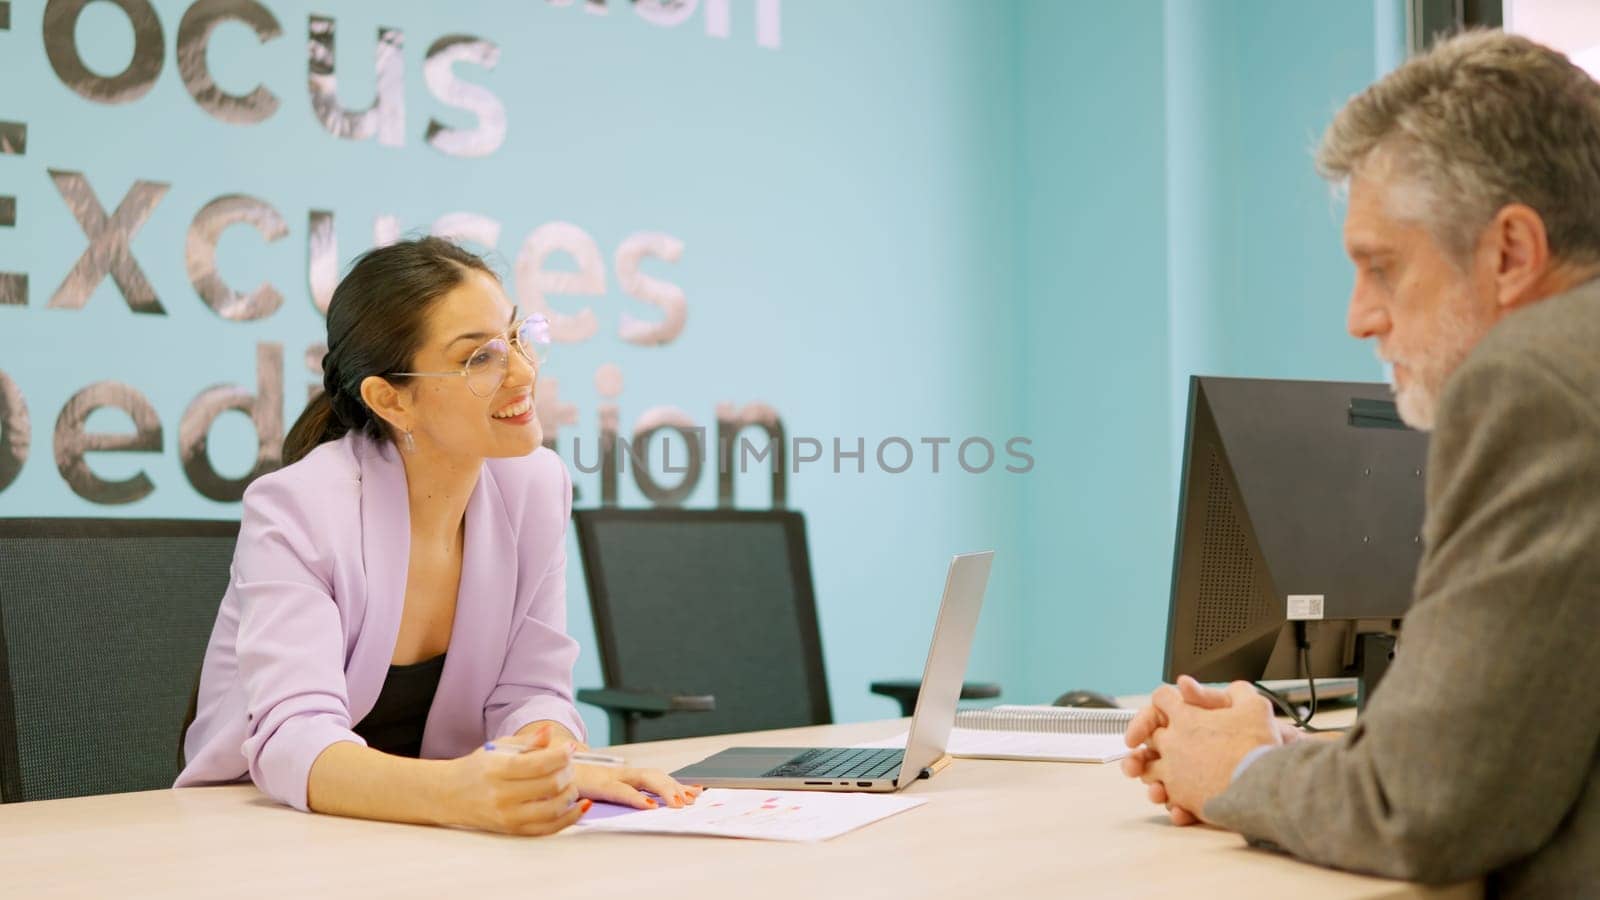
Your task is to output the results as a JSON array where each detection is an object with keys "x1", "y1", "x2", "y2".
[{"x1": 0, "y1": 717, "x2": 1478, "y2": 900}]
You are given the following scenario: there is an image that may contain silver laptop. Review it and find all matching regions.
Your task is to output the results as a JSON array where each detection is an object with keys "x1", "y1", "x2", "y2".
[{"x1": 671, "y1": 551, "x2": 993, "y2": 793}]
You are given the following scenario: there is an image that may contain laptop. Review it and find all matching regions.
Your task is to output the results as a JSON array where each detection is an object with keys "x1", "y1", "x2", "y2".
[{"x1": 671, "y1": 551, "x2": 993, "y2": 793}]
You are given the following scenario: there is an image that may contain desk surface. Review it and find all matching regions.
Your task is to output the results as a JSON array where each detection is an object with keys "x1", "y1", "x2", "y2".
[{"x1": 0, "y1": 715, "x2": 1478, "y2": 900}]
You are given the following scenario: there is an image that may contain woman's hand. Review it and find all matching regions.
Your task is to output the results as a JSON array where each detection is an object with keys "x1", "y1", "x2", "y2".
[
  {"x1": 574, "y1": 763, "x2": 704, "y2": 810},
  {"x1": 515, "y1": 719, "x2": 704, "y2": 809},
  {"x1": 441, "y1": 725, "x2": 590, "y2": 835},
  {"x1": 522, "y1": 720, "x2": 590, "y2": 753}
]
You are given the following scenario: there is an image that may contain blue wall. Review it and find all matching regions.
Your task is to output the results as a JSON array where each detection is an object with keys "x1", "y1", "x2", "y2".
[
  {"x1": 0, "y1": 0, "x2": 1404, "y2": 740},
  {"x1": 1011, "y1": 0, "x2": 1403, "y2": 698},
  {"x1": 0, "y1": 0, "x2": 1026, "y2": 742},
  {"x1": 1013, "y1": 0, "x2": 1171, "y2": 703}
]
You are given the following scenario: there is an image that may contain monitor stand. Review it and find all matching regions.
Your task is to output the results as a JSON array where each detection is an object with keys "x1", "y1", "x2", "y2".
[{"x1": 1354, "y1": 632, "x2": 1398, "y2": 714}]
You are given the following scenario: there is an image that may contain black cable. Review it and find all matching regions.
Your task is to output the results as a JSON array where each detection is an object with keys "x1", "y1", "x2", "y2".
[
  {"x1": 1293, "y1": 621, "x2": 1321, "y2": 726},
  {"x1": 1252, "y1": 681, "x2": 1308, "y2": 725},
  {"x1": 1252, "y1": 680, "x2": 1342, "y2": 734},
  {"x1": 1300, "y1": 644, "x2": 1319, "y2": 723},
  {"x1": 1251, "y1": 622, "x2": 1341, "y2": 734}
]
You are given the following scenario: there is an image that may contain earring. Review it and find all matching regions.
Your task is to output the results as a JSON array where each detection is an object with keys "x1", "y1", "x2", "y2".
[{"x1": 402, "y1": 429, "x2": 416, "y2": 454}]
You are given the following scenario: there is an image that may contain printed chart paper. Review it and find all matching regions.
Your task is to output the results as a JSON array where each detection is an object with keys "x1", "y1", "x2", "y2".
[{"x1": 574, "y1": 789, "x2": 926, "y2": 841}]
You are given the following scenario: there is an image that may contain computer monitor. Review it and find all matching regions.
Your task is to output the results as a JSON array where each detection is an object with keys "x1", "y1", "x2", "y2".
[{"x1": 1163, "y1": 375, "x2": 1429, "y2": 707}]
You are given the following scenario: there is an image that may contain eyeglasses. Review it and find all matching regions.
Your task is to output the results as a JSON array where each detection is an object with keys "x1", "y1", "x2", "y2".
[{"x1": 388, "y1": 314, "x2": 551, "y2": 398}]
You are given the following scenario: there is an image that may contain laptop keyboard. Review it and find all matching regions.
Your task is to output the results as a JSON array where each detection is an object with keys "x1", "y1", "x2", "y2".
[{"x1": 762, "y1": 747, "x2": 904, "y2": 781}]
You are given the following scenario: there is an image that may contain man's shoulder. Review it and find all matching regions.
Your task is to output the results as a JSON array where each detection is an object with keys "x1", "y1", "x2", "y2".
[
  {"x1": 1469, "y1": 279, "x2": 1600, "y2": 388},
  {"x1": 1443, "y1": 279, "x2": 1600, "y2": 431}
]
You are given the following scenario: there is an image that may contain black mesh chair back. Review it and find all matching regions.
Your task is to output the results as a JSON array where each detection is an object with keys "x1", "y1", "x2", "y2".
[
  {"x1": 0, "y1": 518, "x2": 238, "y2": 802},
  {"x1": 573, "y1": 509, "x2": 832, "y2": 744}
]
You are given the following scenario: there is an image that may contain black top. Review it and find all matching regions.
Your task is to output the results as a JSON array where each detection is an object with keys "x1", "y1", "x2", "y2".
[{"x1": 353, "y1": 654, "x2": 446, "y2": 758}]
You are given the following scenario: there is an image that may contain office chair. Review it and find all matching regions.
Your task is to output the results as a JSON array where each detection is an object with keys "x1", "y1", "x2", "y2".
[
  {"x1": 0, "y1": 518, "x2": 238, "y2": 802},
  {"x1": 572, "y1": 508, "x2": 998, "y2": 744}
]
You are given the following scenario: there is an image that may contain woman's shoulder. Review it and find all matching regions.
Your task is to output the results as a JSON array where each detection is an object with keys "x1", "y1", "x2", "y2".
[
  {"x1": 241, "y1": 435, "x2": 364, "y2": 524},
  {"x1": 485, "y1": 445, "x2": 567, "y2": 484},
  {"x1": 484, "y1": 447, "x2": 572, "y2": 521}
]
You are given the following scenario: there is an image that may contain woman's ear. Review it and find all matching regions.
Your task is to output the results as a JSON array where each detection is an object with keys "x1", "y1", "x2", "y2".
[{"x1": 359, "y1": 375, "x2": 411, "y2": 434}]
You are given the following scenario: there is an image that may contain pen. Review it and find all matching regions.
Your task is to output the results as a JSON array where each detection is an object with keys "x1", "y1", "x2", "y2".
[{"x1": 482, "y1": 741, "x2": 627, "y2": 768}]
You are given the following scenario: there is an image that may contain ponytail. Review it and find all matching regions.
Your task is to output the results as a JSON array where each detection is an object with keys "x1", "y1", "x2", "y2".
[
  {"x1": 282, "y1": 359, "x2": 380, "y2": 466},
  {"x1": 282, "y1": 391, "x2": 347, "y2": 467}
]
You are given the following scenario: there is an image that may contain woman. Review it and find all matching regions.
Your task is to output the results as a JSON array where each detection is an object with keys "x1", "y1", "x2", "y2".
[{"x1": 176, "y1": 237, "x2": 697, "y2": 835}]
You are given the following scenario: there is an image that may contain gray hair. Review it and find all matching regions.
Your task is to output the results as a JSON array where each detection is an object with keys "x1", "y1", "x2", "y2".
[{"x1": 1317, "y1": 30, "x2": 1600, "y2": 268}]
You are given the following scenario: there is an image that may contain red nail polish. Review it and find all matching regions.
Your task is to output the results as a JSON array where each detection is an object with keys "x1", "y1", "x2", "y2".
[
  {"x1": 645, "y1": 798, "x2": 658, "y2": 808},
  {"x1": 580, "y1": 799, "x2": 592, "y2": 812}
]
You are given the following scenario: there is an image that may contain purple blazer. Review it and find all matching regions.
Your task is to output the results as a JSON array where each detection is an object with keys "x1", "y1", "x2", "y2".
[{"x1": 175, "y1": 432, "x2": 586, "y2": 811}]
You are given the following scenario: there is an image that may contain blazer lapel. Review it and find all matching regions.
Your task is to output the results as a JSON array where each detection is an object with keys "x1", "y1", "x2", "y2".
[
  {"x1": 422, "y1": 463, "x2": 517, "y2": 755},
  {"x1": 346, "y1": 434, "x2": 412, "y2": 724}
]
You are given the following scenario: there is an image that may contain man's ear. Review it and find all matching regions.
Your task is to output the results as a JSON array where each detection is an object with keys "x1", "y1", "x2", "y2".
[
  {"x1": 359, "y1": 375, "x2": 411, "y2": 434},
  {"x1": 1483, "y1": 203, "x2": 1552, "y2": 310}
]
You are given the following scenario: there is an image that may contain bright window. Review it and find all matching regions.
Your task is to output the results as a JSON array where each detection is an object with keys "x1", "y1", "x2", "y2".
[{"x1": 1506, "y1": 0, "x2": 1600, "y2": 79}]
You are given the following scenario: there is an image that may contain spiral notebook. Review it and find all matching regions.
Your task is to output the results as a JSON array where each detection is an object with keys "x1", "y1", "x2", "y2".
[{"x1": 858, "y1": 705, "x2": 1137, "y2": 763}]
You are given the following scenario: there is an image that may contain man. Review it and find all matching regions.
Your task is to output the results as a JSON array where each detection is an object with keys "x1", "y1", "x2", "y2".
[{"x1": 1122, "y1": 30, "x2": 1600, "y2": 897}]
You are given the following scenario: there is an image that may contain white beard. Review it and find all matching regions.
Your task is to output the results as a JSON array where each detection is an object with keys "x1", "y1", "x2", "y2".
[
  {"x1": 1393, "y1": 378, "x2": 1437, "y2": 431},
  {"x1": 1381, "y1": 284, "x2": 1488, "y2": 432}
]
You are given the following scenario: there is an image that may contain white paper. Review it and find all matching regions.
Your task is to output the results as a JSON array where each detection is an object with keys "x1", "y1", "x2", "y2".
[
  {"x1": 573, "y1": 788, "x2": 927, "y2": 841},
  {"x1": 982, "y1": 704, "x2": 1137, "y2": 722},
  {"x1": 856, "y1": 729, "x2": 1128, "y2": 763},
  {"x1": 989, "y1": 703, "x2": 1121, "y2": 713}
]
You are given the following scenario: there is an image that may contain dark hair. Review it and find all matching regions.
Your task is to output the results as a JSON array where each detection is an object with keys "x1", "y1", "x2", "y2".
[{"x1": 283, "y1": 237, "x2": 498, "y2": 466}]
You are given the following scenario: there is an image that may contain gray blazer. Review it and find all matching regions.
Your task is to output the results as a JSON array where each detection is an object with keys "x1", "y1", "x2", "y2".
[{"x1": 1205, "y1": 277, "x2": 1600, "y2": 897}]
